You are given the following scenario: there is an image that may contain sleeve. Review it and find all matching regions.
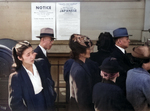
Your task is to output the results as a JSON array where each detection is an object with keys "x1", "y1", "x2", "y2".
[
  {"x1": 8, "y1": 74, "x2": 27, "y2": 111},
  {"x1": 64, "y1": 59, "x2": 74, "y2": 82}
]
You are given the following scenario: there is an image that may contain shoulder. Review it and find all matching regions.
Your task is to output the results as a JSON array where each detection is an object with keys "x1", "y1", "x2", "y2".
[
  {"x1": 93, "y1": 82, "x2": 102, "y2": 90},
  {"x1": 34, "y1": 46, "x2": 40, "y2": 51},
  {"x1": 9, "y1": 71, "x2": 21, "y2": 84},
  {"x1": 71, "y1": 62, "x2": 85, "y2": 76},
  {"x1": 9, "y1": 71, "x2": 18, "y2": 78},
  {"x1": 64, "y1": 59, "x2": 74, "y2": 66},
  {"x1": 34, "y1": 58, "x2": 46, "y2": 66}
]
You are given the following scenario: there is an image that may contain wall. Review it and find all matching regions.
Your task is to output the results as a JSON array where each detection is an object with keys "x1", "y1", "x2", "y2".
[{"x1": 0, "y1": 1, "x2": 145, "y2": 53}]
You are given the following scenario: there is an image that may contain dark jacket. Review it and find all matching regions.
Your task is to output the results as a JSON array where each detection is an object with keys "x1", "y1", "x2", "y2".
[
  {"x1": 34, "y1": 46, "x2": 55, "y2": 88},
  {"x1": 69, "y1": 59, "x2": 100, "y2": 111},
  {"x1": 92, "y1": 79, "x2": 134, "y2": 111},
  {"x1": 34, "y1": 46, "x2": 52, "y2": 78},
  {"x1": 64, "y1": 59, "x2": 74, "y2": 82},
  {"x1": 8, "y1": 59, "x2": 55, "y2": 111},
  {"x1": 90, "y1": 49, "x2": 112, "y2": 66},
  {"x1": 111, "y1": 46, "x2": 132, "y2": 95}
]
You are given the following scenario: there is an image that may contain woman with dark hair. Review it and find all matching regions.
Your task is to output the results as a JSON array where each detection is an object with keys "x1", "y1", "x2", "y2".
[
  {"x1": 69, "y1": 34, "x2": 96, "y2": 111},
  {"x1": 8, "y1": 41, "x2": 55, "y2": 111}
]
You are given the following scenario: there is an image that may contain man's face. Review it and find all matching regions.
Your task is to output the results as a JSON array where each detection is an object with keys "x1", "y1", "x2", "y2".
[
  {"x1": 117, "y1": 37, "x2": 130, "y2": 49},
  {"x1": 43, "y1": 36, "x2": 54, "y2": 50}
]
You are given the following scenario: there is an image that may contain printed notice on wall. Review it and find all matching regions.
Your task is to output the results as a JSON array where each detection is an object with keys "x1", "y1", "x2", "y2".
[
  {"x1": 31, "y1": 3, "x2": 55, "y2": 40},
  {"x1": 56, "y1": 2, "x2": 80, "y2": 40}
]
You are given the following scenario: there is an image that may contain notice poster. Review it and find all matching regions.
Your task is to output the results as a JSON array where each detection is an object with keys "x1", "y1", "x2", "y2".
[
  {"x1": 31, "y1": 3, "x2": 55, "y2": 40},
  {"x1": 56, "y1": 2, "x2": 80, "y2": 40}
]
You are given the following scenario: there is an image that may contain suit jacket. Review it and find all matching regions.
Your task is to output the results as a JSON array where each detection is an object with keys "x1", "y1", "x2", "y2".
[
  {"x1": 8, "y1": 59, "x2": 54, "y2": 111},
  {"x1": 34, "y1": 46, "x2": 54, "y2": 87},
  {"x1": 111, "y1": 46, "x2": 132, "y2": 95}
]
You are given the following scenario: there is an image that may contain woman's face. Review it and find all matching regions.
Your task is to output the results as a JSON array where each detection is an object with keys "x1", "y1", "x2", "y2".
[{"x1": 18, "y1": 47, "x2": 36, "y2": 66}]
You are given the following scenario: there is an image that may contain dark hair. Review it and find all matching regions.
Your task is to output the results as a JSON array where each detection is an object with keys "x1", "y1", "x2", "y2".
[
  {"x1": 12, "y1": 41, "x2": 32, "y2": 70},
  {"x1": 69, "y1": 34, "x2": 92, "y2": 60},
  {"x1": 96, "y1": 32, "x2": 115, "y2": 52},
  {"x1": 113, "y1": 37, "x2": 119, "y2": 43}
]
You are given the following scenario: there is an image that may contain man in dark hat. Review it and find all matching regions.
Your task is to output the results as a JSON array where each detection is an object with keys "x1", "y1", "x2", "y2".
[
  {"x1": 111, "y1": 27, "x2": 133, "y2": 96},
  {"x1": 34, "y1": 27, "x2": 55, "y2": 71},
  {"x1": 92, "y1": 57, "x2": 134, "y2": 111},
  {"x1": 34, "y1": 27, "x2": 56, "y2": 109}
]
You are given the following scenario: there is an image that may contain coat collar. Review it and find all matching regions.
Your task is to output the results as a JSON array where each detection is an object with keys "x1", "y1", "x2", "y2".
[
  {"x1": 101, "y1": 79, "x2": 116, "y2": 85},
  {"x1": 36, "y1": 46, "x2": 47, "y2": 58}
]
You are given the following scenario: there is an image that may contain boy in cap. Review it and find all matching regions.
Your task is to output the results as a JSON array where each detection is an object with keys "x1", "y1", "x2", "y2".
[
  {"x1": 92, "y1": 57, "x2": 134, "y2": 111},
  {"x1": 126, "y1": 46, "x2": 150, "y2": 111},
  {"x1": 111, "y1": 27, "x2": 133, "y2": 96},
  {"x1": 34, "y1": 27, "x2": 56, "y2": 109}
]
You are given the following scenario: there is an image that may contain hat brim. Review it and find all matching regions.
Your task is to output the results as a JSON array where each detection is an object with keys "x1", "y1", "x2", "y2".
[
  {"x1": 36, "y1": 35, "x2": 56, "y2": 39},
  {"x1": 113, "y1": 35, "x2": 132, "y2": 38},
  {"x1": 100, "y1": 66, "x2": 122, "y2": 73}
]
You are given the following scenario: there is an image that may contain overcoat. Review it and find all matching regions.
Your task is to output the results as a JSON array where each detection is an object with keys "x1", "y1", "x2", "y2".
[
  {"x1": 8, "y1": 59, "x2": 54, "y2": 111},
  {"x1": 92, "y1": 79, "x2": 134, "y2": 111},
  {"x1": 69, "y1": 59, "x2": 100, "y2": 111}
]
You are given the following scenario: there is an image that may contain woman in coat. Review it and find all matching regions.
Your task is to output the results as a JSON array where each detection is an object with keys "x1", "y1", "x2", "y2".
[
  {"x1": 8, "y1": 41, "x2": 55, "y2": 111},
  {"x1": 92, "y1": 57, "x2": 134, "y2": 111},
  {"x1": 69, "y1": 34, "x2": 97, "y2": 111}
]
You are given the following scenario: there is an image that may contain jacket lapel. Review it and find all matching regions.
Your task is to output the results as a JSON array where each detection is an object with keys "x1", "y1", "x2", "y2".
[{"x1": 19, "y1": 66, "x2": 35, "y2": 107}]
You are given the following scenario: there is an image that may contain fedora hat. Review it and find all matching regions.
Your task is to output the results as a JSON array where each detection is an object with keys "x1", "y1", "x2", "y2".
[
  {"x1": 131, "y1": 46, "x2": 150, "y2": 59},
  {"x1": 100, "y1": 57, "x2": 122, "y2": 73},
  {"x1": 113, "y1": 27, "x2": 132, "y2": 38},
  {"x1": 36, "y1": 27, "x2": 56, "y2": 39}
]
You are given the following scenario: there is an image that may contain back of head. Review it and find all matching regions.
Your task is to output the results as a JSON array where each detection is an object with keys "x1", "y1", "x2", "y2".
[
  {"x1": 96, "y1": 32, "x2": 114, "y2": 52},
  {"x1": 100, "y1": 57, "x2": 121, "y2": 80},
  {"x1": 130, "y1": 46, "x2": 150, "y2": 68},
  {"x1": 12, "y1": 41, "x2": 32, "y2": 70},
  {"x1": 69, "y1": 34, "x2": 93, "y2": 60},
  {"x1": 100, "y1": 57, "x2": 122, "y2": 73}
]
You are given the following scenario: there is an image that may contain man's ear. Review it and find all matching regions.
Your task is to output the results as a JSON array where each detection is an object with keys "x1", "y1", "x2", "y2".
[{"x1": 17, "y1": 56, "x2": 22, "y2": 61}]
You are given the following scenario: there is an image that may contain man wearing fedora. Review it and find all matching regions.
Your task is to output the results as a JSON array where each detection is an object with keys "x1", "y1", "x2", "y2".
[
  {"x1": 126, "y1": 46, "x2": 150, "y2": 111},
  {"x1": 92, "y1": 57, "x2": 134, "y2": 111},
  {"x1": 111, "y1": 27, "x2": 133, "y2": 96},
  {"x1": 34, "y1": 27, "x2": 56, "y2": 109}
]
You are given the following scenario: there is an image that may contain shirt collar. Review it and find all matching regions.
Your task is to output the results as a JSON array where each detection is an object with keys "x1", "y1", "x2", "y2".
[
  {"x1": 23, "y1": 64, "x2": 37, "y2": 75},
  {"x1": 39, "y1": 45, "x2": 47, "y2": 57},
  {"x1": 115, "y1": 45, "x2": 125, "y2": 54}
]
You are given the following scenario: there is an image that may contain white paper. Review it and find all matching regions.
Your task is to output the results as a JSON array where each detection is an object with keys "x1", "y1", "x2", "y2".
[
  {"x1": 31, "y1": 2, "x2": 55, "y2": 40},
  {"x1": 56, "y1": 2, "x2": 80, "y2": 40}
]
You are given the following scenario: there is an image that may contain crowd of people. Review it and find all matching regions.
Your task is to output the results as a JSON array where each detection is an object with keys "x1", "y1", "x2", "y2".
[{"x1": 8, "y1": 27, "x2": 150, "y2": 111}]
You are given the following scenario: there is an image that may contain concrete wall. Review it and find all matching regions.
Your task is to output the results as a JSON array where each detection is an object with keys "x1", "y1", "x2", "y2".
[{"x1": 0, "y1": 1, "x2": 145, "y2": 53}]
